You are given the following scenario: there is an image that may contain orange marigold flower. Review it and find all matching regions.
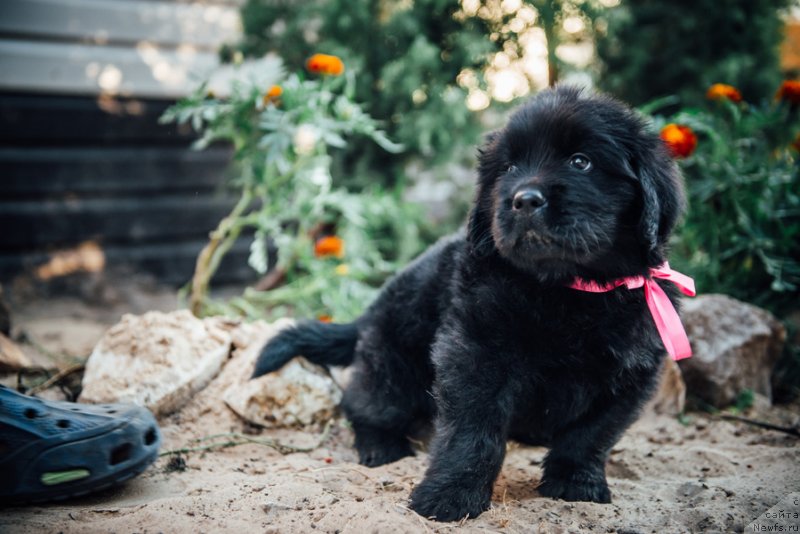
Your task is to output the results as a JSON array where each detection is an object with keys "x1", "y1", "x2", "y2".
[
  {"x1": 660, "y1": 123, "x2": 697, "y2": 159},
  {"x1": 306, "y1": 53, "x2": 345, "y2": 76},
  {"x1": 262, "y1": 85, "x2": 282, "y2": 106},
  {"x1": 792, "y1": 133, "x2": 800, "y2": 153},
  {"x1": 314, "y1": 235, "x2": 344, "y2": 258},
  {"x1": 776, "y1": 80, "x2": 800, "y2": 104},
  {"x1": 706, "y1": 83, "x2": 742, "y2": 103},
  {"x1": 318, "y1": 315, "x2": 333, "y2": 323}
]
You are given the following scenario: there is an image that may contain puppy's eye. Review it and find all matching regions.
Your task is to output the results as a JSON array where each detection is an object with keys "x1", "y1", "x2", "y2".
[
  {"x1": 569, "y1": 153, "x2": 592, "y2": 171},
  {"x1": 506, "y1": 164, "x2": 518, "y2": 174}
]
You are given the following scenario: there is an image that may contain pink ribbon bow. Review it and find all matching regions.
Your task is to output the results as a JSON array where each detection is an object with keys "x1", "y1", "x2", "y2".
[{"x1": 568, "y1": 263, "x2": 696, "y2": 360}]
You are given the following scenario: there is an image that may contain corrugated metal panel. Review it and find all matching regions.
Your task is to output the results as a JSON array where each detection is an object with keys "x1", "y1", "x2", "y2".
[
  {"x1": 0, "y1": 92, "x2": 249, "y2": 285},
  {"x1": 0, "y1": 94, "x2": 195, "y2": 145},
  {"x1": 0, "y1": 0, "x2": 241, "y2": 98},
  {"x1": 0, "y1": 1, "x2": 254, "y2": 286},
  {"x1": 0, "y1": 0, "x2": 241, "y2": 49},
  {"x1": 0, "y1": 239, "x2": 254, "y2": 286},
  {"x1": 0, "y1": 196, "x2": 239, "y2": 248},
  {"x1": 0, "y1": 39, "x2": 220, "y2": 98},
  {"x1": 0, "y1": 147, "x2": 232, "y2": 197}
]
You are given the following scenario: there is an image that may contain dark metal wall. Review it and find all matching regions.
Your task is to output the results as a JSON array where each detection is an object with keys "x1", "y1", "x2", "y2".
[{"x1": 0, "y1": 92, "x2": 253, "y2": 286}]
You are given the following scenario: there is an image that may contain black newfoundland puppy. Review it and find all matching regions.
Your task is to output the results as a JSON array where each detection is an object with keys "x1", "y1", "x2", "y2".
[{"x1": 252, "y1": 86, "x2": 690, "y2": 521}]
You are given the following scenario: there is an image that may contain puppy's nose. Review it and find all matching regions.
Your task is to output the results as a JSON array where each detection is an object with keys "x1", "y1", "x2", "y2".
[{"x1": 512, "y1": 188, "x2": 547, "y2": 212}]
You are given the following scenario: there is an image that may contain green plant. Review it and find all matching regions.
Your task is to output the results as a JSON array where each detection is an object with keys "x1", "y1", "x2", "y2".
[
  {"x1": 161, "y1": 56, "x2": 426, "y2": 321},
  {"x1": 653, "y1": 93, "x2": 800, "y2": 314},
  {"x1": 597, "y1": 0, "x2": 789, "y2": 107},
  {"x1": 732, "y1": 388, "x2": 756, "y2": 413},
  {"x1": 230, "y1": 0, "x2": 614, "y2": 192},
  {"x1": 232, "y1": 0, "x2": 499, "y2": 189},
  {"x1": 652, "y1": 85, "x2": 800, "y2": 401}
]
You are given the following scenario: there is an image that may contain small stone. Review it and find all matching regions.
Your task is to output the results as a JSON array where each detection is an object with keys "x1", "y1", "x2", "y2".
[
  {"x1": 165, "y1": 455, "x2": 187, "y2": 473},
  {"x1": 222, "y1": 321, "x2": 341, "y2": 428},
  {"x1": 224, "y1": 358, "x2": 341, "y2": 428},
  {"x1": 262, "y1": 502, "x2": 293, "y2": 514},
  {"x1": 677, "y1": 482, "x2": 705, "y2": 498}
]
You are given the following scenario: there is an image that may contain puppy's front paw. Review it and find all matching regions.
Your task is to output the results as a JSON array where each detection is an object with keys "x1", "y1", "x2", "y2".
[
  {"x1": 409, "y1": 481, "x2": 490, "y2": 522},
  {"x1": 538, "y1": 465, "x2": 611, "y2": 503}
]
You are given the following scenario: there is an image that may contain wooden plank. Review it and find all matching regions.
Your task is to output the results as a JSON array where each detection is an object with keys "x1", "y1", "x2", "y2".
[
  {"x1": 0, "y1": 39, "x2": 219, "y2": 98},
  {"x1": 0, "y1": 93, "x2": 196, "y2": 144},
  {"x1": 0, "y1": 0, "x2": 241, "y2": 50},
  {"x1": 0, "y1": 147, "x2": 232, "y2": 198},
  {"x1": 0, "y1": 195, "x2": 239, "y2": 249},
  {"x1": 130, "y1": 0, "x2": 245, "y2": 5}
]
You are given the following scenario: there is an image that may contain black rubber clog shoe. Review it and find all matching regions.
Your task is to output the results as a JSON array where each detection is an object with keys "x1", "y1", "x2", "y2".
[{"x1": 0, "y1": 385, "x2": 161, "y2": 504}]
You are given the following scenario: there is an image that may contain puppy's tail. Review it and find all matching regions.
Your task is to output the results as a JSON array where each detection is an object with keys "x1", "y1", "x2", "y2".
[{"x1": 251, "y1": 320, "x2": 358, "y2": 378}]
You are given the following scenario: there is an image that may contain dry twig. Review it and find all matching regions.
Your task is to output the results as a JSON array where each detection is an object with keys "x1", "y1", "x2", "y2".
[
  {"x1": 26, "y1": 364, "x2": 85, "y2": 395},
  {"x1": 160, "y1": 420, "x2": 334, "y2": 457},
  {"x1": 717, "y1": 413, "x2": 800, "y2": 437}
]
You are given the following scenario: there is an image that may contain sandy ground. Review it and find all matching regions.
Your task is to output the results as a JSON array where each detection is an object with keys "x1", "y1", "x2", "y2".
[{"x1": 2, "y1": 289, "x2": 799, "y2": 533}]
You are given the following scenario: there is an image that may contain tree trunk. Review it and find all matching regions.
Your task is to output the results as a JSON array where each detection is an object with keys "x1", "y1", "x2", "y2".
[{"x1": 540, "y1": 1, "x2": 560, "y2": 87}]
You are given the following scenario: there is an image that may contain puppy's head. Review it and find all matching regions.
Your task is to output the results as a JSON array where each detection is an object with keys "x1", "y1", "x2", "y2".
[{"x1": 468, "y1": 86, "x2": 684, "y2": 282}]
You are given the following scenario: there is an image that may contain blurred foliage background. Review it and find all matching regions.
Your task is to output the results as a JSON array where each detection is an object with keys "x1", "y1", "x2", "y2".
[
  {"x1": 171, "y1": 0, "x2": 800, "y2": 400},
  {"x1": 230, "y1": 0, "x2": 498, "y2": 191},
  {"x1": 596, "y1": 0, "x2": 790, "y2": 107}
]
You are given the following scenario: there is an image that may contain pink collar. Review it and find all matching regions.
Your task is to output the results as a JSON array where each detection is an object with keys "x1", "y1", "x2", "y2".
[{"x1": 568, "y1": 263, "x2": 696, "y2": 360}]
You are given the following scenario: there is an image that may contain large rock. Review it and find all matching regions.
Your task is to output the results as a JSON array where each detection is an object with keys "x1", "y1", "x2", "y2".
[
  {"x1": 679, "y1": 294, "x2": 786, "y2": 408},
  {"x1": 643, "y1": 356, "x2": 686, "y2": 416},
  {"x1": 80, "y1": 310, "x2": 233, "y2": 417},
  {"x1": 222, "y1": 320, "x2": 342, "y2": 428}
]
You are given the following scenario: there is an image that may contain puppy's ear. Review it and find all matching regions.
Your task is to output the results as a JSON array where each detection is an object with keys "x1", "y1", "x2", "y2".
[
  {"x1": 468, "y1": 130, "x2": 503, "y2": 256},
  {"x1": 630, "y1": 142, "x2": 686, "y2": 266}
]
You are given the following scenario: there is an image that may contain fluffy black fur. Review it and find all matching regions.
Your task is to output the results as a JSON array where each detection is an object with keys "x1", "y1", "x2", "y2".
[{"x1": 252, "y1": 86, "x2": 686, "y2": 521}]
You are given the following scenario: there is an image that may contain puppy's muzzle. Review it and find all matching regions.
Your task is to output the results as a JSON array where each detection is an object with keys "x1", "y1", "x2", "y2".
[{"x1": 512, "y1": 187, "x2": 547, "y2": 213}]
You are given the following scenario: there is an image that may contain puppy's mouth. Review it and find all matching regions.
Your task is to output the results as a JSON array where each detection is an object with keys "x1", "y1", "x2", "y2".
[
  {"x1": 491, "y1": 212, "x2": 610, "y2": 272},
  {"x1": 492, "y1": 217, "x2": 569, "y2": 260},
  {"x1": 522, "y1": 229, "x2": 555, "y2": 247}
]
